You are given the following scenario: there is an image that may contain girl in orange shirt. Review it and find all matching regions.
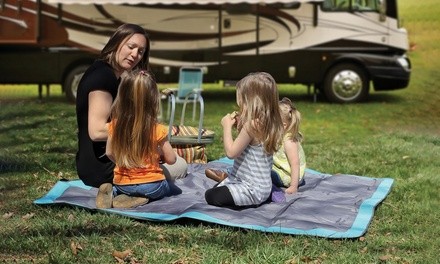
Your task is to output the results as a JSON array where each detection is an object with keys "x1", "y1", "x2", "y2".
[{"x1": 102, "y1": 70, "x2": 177, "y2": 208}]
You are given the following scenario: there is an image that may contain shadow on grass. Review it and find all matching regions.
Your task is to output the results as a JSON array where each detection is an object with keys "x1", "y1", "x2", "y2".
[
  {"x1": 30, "y1": 204, "x2": 263, "y2": 249},
  {"x1": 0, "y1": 97, "x2": 73, "y2": 126},
  {"x1": 365, "y1": 92, "x2": 406, "y2": 104},
  {"x1": 0, "y1": 159, "x2": 37, "y2": 174},
  {"x1": 0, "y1": 118, "x2": 53, "y2": 135}
]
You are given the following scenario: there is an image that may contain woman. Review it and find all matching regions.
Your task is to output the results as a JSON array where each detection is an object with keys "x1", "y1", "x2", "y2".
[{"x1": 76, "y1": 24, "x2": 188, "y2": 193}]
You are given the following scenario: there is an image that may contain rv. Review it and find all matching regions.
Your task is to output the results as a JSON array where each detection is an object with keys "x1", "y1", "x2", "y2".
[{"x1": 0, "y1": 0, "x2": 411, "y2": 103}]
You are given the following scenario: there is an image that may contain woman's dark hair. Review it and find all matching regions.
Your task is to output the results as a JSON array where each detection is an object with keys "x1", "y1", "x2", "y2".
[{"x1": 100, "y1": 23, "x2": 150, "y2": 71}]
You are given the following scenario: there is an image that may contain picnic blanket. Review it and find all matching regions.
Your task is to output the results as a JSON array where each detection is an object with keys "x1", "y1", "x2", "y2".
[{"x1": 34, "y1": 158, "x2": 393, "y2": 238}]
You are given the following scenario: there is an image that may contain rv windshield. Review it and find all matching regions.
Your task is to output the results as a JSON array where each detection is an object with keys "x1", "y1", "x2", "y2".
[{"x1": 322, "y1": 0, "x2": 380, "y2": 12}]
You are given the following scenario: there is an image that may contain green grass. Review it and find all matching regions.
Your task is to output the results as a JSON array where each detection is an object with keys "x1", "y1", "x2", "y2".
[{"x1": 1, "y1": 1, "x2": 440, "y2": 263}]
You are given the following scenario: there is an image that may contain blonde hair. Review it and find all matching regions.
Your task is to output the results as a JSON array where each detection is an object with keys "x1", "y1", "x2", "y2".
[
  {"x1": 110, "y1": 70, "x2": 160, "y2": 168},
  {"x1": 279, "y1": 97, "x2": 303, "y2": 142},
  {"x1": 236, "y1": 72, "x2": 284, "y2": 154}
]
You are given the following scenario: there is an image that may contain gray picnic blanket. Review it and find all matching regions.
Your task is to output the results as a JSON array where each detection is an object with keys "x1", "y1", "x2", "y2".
[{"x1": 34, "y1": 158, "x2": 393, "y2": 238}]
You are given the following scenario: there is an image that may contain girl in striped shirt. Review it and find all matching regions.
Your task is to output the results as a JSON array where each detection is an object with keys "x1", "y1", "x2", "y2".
[{"x1": 205, "y1": 72, "x2": 284, "y2": 208}]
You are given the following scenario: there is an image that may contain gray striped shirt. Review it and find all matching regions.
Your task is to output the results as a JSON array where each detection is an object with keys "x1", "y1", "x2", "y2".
[{"x1": 219, "y1": 144, "x2": 273, "y2": 206}]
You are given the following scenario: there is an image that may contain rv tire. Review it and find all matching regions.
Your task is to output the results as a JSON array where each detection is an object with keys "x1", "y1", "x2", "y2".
[
  {"x1": 64, "y1": 64, "x2": 89, "y2": 103},
  {"x1": 323, "y1": 63, "x2": 369, "y2": 103}
]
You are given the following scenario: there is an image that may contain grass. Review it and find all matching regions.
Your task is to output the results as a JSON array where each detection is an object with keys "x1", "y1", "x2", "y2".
[{"x1": 1, "y1": 0, "x2": 439, "y2": 263}]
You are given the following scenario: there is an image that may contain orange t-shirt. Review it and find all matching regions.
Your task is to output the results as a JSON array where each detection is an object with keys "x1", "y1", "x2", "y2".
[{"x1": 109, "y1": 121, "x2": 168, "y2": 185}]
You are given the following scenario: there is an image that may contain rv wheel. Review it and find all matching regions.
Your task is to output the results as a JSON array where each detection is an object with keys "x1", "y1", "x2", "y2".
[
  {"x1": 64, "y1": 65, "x2": 89, "y2": 103},
  {"x1": 323, "y1": 63, "x2": 369, "y2": 103}
]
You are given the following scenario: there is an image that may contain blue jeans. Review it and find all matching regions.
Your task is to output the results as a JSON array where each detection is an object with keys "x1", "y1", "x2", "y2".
[
  {"x1": 113, "y1": 180, "x2": 170, "y2": 200},
  {"x1": 271, "y1": 170, "x2": 305, "y2": 188}
]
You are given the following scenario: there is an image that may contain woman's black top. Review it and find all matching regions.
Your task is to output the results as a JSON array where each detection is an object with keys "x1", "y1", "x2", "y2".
[{"x1": 75, "y1": 60, "x2": 119, "y2": 187}]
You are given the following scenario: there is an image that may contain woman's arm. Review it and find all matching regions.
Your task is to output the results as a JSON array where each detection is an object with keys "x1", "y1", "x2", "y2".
[
  {"x1": 88, "y1": 90, "x2": 113, "y2": 141},
  {"x1": 284, "y1": 139, "x2": 300, "y2": 194},
  {"x1": 222, "y1": 113, "x2": 252, "y2": 159}
]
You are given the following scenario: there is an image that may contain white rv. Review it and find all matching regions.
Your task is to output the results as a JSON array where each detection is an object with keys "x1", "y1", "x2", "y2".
[{"x1": 0, "y1": 0, "x2": 411, "y2": 103}]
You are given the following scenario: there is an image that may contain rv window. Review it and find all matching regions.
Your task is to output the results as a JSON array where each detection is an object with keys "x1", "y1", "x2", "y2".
[
  {"x1": 352, "y1": 0, "x2": 379, "y2": 11},
  {"x1": 322, "y1": 0, "x2": 379, "y2": 12}
]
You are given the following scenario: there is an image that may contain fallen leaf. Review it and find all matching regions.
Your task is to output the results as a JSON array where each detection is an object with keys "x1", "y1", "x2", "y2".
[
  {"x1": 360, "y1": 246, "x2": 368, "y2": 254},
  {"x1": 300, "y1": 256, "x2": 313, "y2": 263},
  {"x1": 172, "y1": 260, "x2": 186, "y2": 264},
  {"x1": 3, "y1": 212, "x2": 14, "y2": 219},
  {"x1": 135, "y1": 240, "x2": 145, "y2": 247},
  {"x1": 70, "y1": 241, "x2": 83, "y2": 256},
  {"x1": 70, "y1": 241, "x2": 77, "y2": 256},
  {"x1": 284, "y1": 258, "x2": 298, "y2": 264},
  {"x1": 379, "y1": 255, "x2": 392, "y2": 261},
  {"x1": 158, "y1": 248, "x2": 174, "y2": 254},
  {"x1": 112, "y1": 249, "x2": 132, "y2": 260},
  {"x1": 68, "y1": 214, "x2": 74, "y2": 222},
  {"x1": 114, "y1": 256, "x2": 124, "y2": 264},
  {"x1": 283, "y1": 237, "x2": 292, "y2": 245},
  {"x1": 22, "y1": 213, "x2": 35, "y2": 220}
]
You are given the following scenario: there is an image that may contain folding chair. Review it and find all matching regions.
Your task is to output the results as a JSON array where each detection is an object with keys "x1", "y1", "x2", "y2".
[
  {"x1": 166, "y1": 67, "x2": 204, "y2": 121},
  {"x1": 161, "y1": 91, "x2": 215, "y2": 163},
  {"x1": 161, "y1": 67, "x2": 215, "y2": 163}
]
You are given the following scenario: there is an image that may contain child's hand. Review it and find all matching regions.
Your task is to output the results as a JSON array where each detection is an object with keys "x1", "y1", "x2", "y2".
[
  {"x1": 221, "y1": 112, "x2": 237, "y2": 129},
  {"x1": 230, "y1": 111, "x2": 239, "y2": 128},
  {"x1": 285, "y1": 185, "x2": 298, "y2": 194}
]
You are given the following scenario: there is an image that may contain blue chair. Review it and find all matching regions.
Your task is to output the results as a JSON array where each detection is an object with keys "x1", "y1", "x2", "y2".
[
  {"x1": 165, "y1": 67, "x2": 204, "y2": 121},
  {"x1": 160, "y1": 67, "x2": 214, "y2": 163}
]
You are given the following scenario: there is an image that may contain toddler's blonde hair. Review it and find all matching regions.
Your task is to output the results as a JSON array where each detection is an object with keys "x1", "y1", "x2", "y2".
[{"x1": 279, "y1": 97, "x2": 303, "y2": 142}]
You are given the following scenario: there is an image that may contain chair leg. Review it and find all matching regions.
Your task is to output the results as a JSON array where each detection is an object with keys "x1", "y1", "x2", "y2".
[
  {"x1": 167, "y1": 97, "x2": 171, "y2": 119},
  {"x1": 192, "y1": 97, "x2": 197, "y2": 121}
]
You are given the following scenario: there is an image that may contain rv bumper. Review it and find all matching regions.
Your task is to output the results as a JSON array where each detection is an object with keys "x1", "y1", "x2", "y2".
[{"x1": 370, "y1": 55, "x2": 411, "y2": 91}]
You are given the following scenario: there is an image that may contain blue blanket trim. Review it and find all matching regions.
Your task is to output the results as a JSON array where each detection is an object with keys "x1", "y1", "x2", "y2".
[
  {"x1": 34, "y1": 180, "x2": 91, "y2": 205},
  {"x1": 34, "y1": 158, "x2": 393, "y2": 238},
  {"x1": 339, "y1": 177, "x2": 393, "y2": 238}
]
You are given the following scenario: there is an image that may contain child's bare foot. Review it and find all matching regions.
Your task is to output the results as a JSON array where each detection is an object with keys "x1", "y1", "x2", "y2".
[{"x1": 205, "y1": 169, "x2": 228, "y2": 182}]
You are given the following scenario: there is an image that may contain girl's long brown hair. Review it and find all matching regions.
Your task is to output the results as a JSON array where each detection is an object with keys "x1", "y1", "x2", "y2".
[
  {"x1": 110, "y1": 70, "x2": 159, "y2": 168},
  {"x1": 236, "y1": 72, "x2": 284, "y2": 154}
]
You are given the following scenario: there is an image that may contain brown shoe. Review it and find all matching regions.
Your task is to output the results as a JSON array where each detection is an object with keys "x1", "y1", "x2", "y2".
[
  {"x1": 112, "y1": 194, "x2": 149, "y2": 208},
  {"x1": 96, "y1": 183, "x2": 113, "y2": 209},
  {"x1": 205, "y1": 169, "x2": 228, "y2": 182}
]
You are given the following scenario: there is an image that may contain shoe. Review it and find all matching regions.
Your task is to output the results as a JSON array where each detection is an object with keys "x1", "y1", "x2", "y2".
[
  {"x1": 112, "y1": 194, "x2": 149, "y2": 208},
  {"x1": 96, "y1": 183, "x2": 113, "y2": 209},
  {"x1": 271, "y1": 185, "x2": 286, "y2": 203},
  {"x1": 205, "y1": 169, "x2": 227, "y2": 182}
]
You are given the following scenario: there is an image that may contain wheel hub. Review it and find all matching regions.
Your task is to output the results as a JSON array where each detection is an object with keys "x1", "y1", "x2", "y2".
[{"x1": 332, "y1": 70, "x2": 362, "y2": 100}]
